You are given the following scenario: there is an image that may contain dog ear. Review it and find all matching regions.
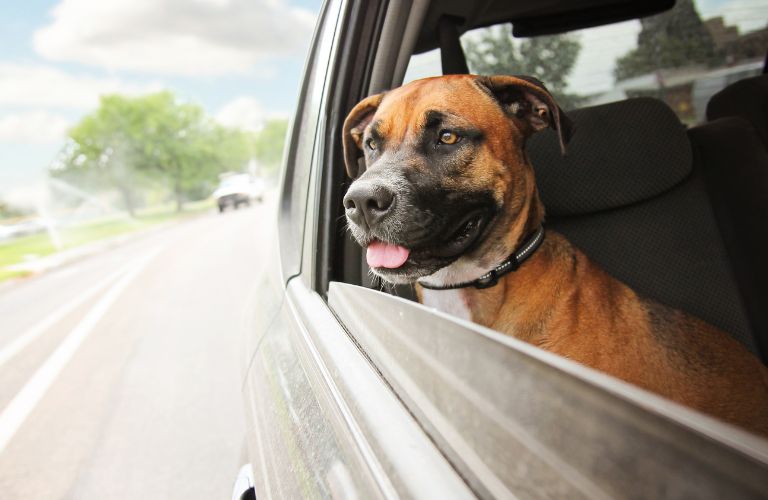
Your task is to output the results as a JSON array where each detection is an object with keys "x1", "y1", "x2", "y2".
[
  {"x1": 482, "y1": 75, "x2": 573, "y2": 154},
  {"x1": 342, "y1": 92, "x2": 386, "y2": 178}
]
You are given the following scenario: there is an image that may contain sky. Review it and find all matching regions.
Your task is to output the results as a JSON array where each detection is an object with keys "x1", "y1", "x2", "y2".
[
  {"x1": 1, "y1": 0, "x2": 766, "y2": 200},
  {"x1": 0, "y1": 0, "x2": 321, "y2": 197}
]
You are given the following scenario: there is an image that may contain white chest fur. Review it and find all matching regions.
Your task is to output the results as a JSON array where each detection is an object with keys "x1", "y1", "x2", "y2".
[
  {"x1": 417, "y1": 258, "x2": 492, "y2": 321},
  {"x1": 419, "y1": 288, "x2": 472, "y2": 321}
]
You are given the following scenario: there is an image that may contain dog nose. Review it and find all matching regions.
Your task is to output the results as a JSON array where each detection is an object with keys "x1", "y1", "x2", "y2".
[{"x1": 344, "y1": 184, "x2": 395, "y2": 229}]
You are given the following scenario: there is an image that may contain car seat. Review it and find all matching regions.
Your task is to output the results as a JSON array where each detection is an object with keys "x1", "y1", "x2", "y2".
[
  {"x1": 527, "y1": 97, "x2": 768, "y2": 361},
  {"x1": 706, "y1": 74, "x2": 768, "y2": 150}
]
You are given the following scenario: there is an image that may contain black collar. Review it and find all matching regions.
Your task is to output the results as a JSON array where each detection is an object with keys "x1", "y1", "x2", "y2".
[{"x1": 418, "y1": 226, "x2": 545, "y2": 291}]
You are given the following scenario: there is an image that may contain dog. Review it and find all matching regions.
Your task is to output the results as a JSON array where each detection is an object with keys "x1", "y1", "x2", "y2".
[{"x1": 341, "y1": 74, "x2": 768, "y2": 437}]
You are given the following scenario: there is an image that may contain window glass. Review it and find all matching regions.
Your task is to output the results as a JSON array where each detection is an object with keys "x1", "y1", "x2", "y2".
[
  {"x1": 279, "y1": 0, "x2": 341, "y2": 277},
  {"x1": 403, "y1": 47, "x2": 441, "y2": 84},
  {"x1": 403, "y1": 0, "x2": 767, "y2": 124}
]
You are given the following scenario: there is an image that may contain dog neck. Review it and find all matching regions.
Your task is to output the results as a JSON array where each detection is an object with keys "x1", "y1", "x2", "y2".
[
  {"x1": 418, "y1": 233, "x2": 561, "y2": 342},
  {"x1": 418, "y1": 184, "x2": 550, "y2": 331}
]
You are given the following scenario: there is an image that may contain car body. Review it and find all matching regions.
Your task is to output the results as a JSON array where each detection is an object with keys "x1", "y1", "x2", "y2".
[
  {"x1": 213, "y1": 173, "x2": 264, "y2": 212},
  {"x1": 235, "y1": 1, "x2": 768, "y2": 498}
]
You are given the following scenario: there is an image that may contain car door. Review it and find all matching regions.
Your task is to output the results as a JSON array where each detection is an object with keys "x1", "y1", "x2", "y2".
[
  {"x1": 242, "y1": 1, "x2": 474, "y2": 498},
  {"x1": 244, "y1": 0, "x2": 768, "y2": 498}
]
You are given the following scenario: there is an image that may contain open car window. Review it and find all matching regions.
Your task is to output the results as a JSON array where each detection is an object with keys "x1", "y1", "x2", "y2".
[{"x1": 321, "y1": 0, "x2": 768, "y2": 494}]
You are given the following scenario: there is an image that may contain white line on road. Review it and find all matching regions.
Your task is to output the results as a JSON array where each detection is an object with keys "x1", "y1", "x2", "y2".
[
  {"x1": 0, "y1": 266, "x2": 134, "y2": 369},
  {"x1": 0, "y1": 247, "x2": 164, "y2": 455}
]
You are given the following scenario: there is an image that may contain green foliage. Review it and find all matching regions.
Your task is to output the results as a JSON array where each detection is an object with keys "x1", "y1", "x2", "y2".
[
  {"x1": 0, "y1": 200, "x2": 31, "y2": 219},
  {"x1": 463, "y1": 25, "x2": 584, "y2": 109},
  {"x1": 0, "y1": 201, "x2": 213, "y2": 282},
  {"x1": 253, "y1": 119, "x2": 289, "y2": 178},
  {"x1": 614, "y1": 0, "x2": 719, "y2": 81},
  {"x1": 51, "y1": 91, "x2": 253, "y2": 213}
]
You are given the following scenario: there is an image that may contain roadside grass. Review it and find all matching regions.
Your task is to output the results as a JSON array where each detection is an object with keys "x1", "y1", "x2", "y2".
[{"x1": 0, "y1": 199, "x2": 214, "y2": 282}]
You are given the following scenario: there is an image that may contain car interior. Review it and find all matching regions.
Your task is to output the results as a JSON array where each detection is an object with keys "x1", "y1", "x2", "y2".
[{"x1": 314, "y1": 0, "x2": 768, "y2": 367}]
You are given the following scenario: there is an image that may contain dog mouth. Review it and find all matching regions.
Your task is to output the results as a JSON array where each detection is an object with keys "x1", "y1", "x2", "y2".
[{"x1": 365, "y1": 209, "x2": 490, "y2": 275}]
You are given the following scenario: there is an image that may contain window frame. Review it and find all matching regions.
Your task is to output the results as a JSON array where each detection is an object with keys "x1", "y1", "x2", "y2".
[
  {"x1": 277, "y1": 0, "x2": 339, "y2": 283},
  {"x1": 305, "y1": 0, "x2": 768, "y2": 494}
]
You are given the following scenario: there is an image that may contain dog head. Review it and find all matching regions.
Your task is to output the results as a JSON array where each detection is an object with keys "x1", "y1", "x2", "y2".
[{"x1": 342, "y1": 74, "x2": 572, "y2": 285}]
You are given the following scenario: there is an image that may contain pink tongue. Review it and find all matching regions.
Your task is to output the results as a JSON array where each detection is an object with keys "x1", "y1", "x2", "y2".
[{"x1": 366, "y1": 241, "x2": 410, "y2": 268}]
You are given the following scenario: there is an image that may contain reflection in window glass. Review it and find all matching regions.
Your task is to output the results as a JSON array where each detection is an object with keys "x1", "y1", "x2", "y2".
[{"x1": 404, "y1": 0, "x2": 767, "y2": 123}]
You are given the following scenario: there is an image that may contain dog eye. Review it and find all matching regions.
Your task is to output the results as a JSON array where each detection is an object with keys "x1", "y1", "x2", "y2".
[
  {"x1": 438, "y1": 130, "x2": 460, "y2": 145},
  {"x1": 366, "y1": 138, "x2": 377, "y2": 150}
]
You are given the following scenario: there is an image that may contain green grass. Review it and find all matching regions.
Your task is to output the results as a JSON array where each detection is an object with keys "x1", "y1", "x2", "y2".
[{"x1": 0, "y1": 199, "x2": 214, "y2": 282}]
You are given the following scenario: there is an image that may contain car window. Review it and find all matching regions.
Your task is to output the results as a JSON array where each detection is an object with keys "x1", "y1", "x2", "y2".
[
  {"x1": 403, "y1": 0, "x2": 767, "y2": 124},
  {"x1": 278, "y1": 0, "x2": 341, "y2": 280}
]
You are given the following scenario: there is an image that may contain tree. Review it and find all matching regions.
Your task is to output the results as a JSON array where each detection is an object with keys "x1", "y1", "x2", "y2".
[
  {"x1": 51, "y1": 96, "x2": 153, "y2": 216},
  {"x1": 463, "y1": 25, "x2": 584, "y2": 109},
  {"x1": 51, "y1": 92, "x2": 253, "y2": 214},
  {"x1": 0, "y1": 200, "x2": 31, "y2": 219},
  {"x1": 252, "y1": 119, "x2": 289, "y2": 178},
  {"x1": 614, "y1": 0, "x2": 719, "y2": 81}
]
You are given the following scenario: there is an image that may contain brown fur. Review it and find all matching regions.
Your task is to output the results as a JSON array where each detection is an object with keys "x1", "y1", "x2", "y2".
[
  {"x1": 345, "y1": 75, "x2": 768, "y2": 436},
  {"x1": 419, "y1": 232, "x2": 768, "y2": 436}
]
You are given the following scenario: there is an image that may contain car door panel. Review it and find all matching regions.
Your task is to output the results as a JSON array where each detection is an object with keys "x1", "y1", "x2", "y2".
[
  {"x1": 243, "y1": 293, "x2": 387, "y2": 499},
  {"x1": 243, "y1": 277, "x2": 474, "y2": 498},
  {"x1": 328, "y1": 282, "x2": 768, "y2": 499}
]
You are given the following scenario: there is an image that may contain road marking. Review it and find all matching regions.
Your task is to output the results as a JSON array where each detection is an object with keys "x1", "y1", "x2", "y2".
[
  {"x1": 0, "y1": 247, "x2": 163, "y2": 455},
  {"x1": 0, "y1": 266, "x2": 132, "y2": 368}
]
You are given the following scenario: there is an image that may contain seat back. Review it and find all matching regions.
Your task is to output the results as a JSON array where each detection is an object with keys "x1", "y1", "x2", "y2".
[
  {"x1": 707, "y1": 74, "x2": 768, "y2": 150},
  {"x1": 527, "y1": 98, "x2": 761, "y2": 357},
  {"x1": 688, "y1": 116, "x2": 768, "y2": 360}
]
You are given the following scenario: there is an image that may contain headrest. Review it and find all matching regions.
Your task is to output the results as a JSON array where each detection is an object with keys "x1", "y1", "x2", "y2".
[
  {"x1": 707, "y1": 74, "x2": 768, "y2": 150},
  {"x1": 527, "y1": 97, "x2": 692, "y2": 216}
]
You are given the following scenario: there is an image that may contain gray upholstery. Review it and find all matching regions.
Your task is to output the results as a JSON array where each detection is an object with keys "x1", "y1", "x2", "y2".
[
  {"x1": 527, "y1": 98, "x2": 692, "y2": 216},
  {"x1": 707, "y1": 74, "x2": 768, "y2": 150},
  {"x1": 525, "y1": 97, "x2": 759, "y2": 355}
]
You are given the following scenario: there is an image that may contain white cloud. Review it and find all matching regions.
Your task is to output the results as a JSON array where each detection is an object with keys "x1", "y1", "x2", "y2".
[
  {"x1": 698, "y1": 0, "x2": 768, "y2": 34},
  {"x1": 0, "y1": 63, "x2": 162, "y2": 109},
  {"x1": 33, "y1": 0, "x2": 316, "y2": 76},
  {"x1": 566, "y1": 20, "x2": 641, "y2": 95},
  {"x1": 216, "y1": 96, "x2": 290, "y2": 131},
  {"x1": 1, "y1": 182, "x2": 48, "y2": 209},
  {"x1": 216, "y1": 97, "x2": 266, "y2": 131},
  {"x1": 0, "y1": 111, "x2": 71, "y2": 144}
]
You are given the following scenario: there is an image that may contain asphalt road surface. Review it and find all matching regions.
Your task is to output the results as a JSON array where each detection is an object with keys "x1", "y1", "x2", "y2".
[{"x1": 0, "y1": 202, "x2": 271, "y2": 499}]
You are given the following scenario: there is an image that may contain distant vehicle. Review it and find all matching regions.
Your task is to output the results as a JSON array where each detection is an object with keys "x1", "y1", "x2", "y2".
[{"x1": 212, "y1": 174, "x2": 264, "y2": 212}]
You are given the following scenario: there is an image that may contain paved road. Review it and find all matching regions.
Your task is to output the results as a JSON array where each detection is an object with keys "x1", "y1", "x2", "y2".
[{"x1": 0, "y1": 202, "x2": 272, "y2": 499}]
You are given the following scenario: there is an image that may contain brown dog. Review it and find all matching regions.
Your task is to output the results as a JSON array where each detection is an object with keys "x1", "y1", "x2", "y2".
[{"x1": 342, "y1": 74, "x2": 768, "y2": 437}]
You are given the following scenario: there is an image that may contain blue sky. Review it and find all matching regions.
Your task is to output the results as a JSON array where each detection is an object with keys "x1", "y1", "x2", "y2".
[
  {"x1": 2, "y1": 0, "x2": 765, "y2": 200},
  {"x1": 0, "y1": 0, "x2": 321, "y2": 196}
]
